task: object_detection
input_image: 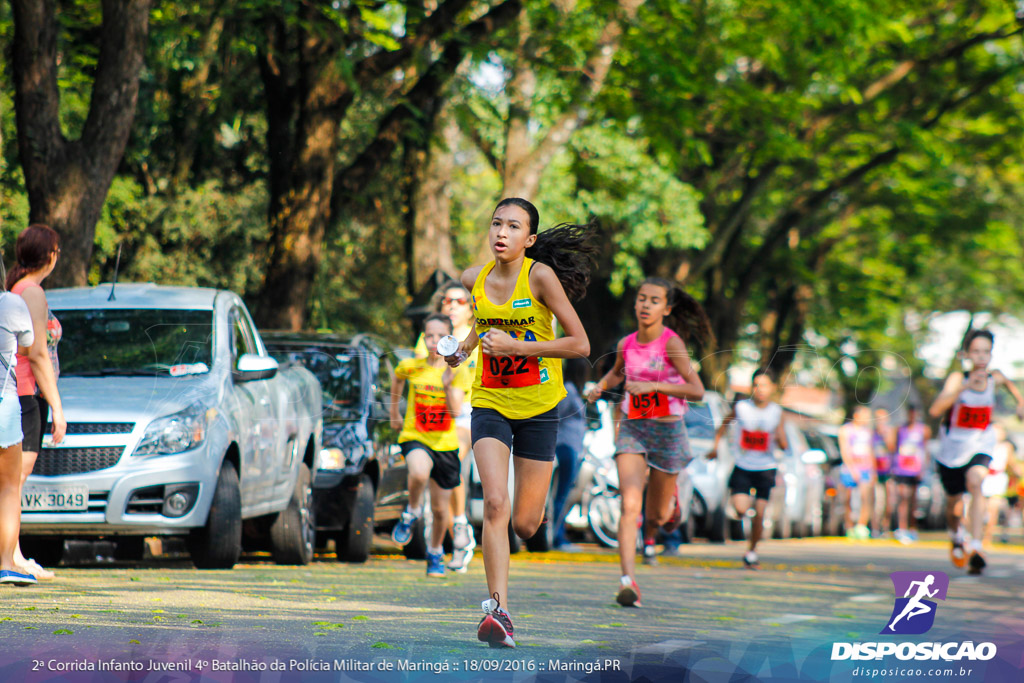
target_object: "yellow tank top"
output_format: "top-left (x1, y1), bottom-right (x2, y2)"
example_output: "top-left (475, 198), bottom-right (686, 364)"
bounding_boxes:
top-left (470, 257), bottom-right (565, 419)
top-left (414, 331), bottom-right (478, 405)
top-left (395, 357), bottom-right (472, 451)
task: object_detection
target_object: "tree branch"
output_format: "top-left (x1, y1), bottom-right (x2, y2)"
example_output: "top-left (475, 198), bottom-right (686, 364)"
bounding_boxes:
top-left (454, 103), bottom-right (503, 175)
top-left (80, 0), bottom-right (151, 167)
top-left (352, 0), bottom-right (477, 86)
top-left (331, 0), bottom-right (523, 220)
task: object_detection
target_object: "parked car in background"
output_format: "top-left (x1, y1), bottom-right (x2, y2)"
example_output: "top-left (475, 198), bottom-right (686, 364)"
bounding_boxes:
top-left (263, 332), bottom-right (408, 562)
top-left (682, 392), bottom-right (733, 543)
top-left (804, 425), bottom-right (846, 536)
top-left (766, 420), bottom-right (827, 538)
top-left (21, 285), bottom-right (322, 569)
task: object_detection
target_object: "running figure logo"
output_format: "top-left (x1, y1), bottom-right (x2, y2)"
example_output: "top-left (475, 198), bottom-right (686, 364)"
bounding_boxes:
top-left (882, 571), bottom-right (949, 635)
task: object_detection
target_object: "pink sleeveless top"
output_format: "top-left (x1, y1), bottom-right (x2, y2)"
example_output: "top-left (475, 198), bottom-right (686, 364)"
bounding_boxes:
top-left (12, 281), bottom-right (62, 397)
top-left (620, 328), bottom-right (687, 418)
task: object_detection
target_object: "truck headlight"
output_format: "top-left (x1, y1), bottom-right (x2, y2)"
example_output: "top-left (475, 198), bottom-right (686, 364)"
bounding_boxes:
top-left (320, 447), bottom-right (346, 470)
top-left (134, 402), bottom-right (212, 456)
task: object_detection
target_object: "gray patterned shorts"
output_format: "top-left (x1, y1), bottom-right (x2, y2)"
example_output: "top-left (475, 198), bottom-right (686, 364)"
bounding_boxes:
top-left (614, 418), bottom-right (691, 473)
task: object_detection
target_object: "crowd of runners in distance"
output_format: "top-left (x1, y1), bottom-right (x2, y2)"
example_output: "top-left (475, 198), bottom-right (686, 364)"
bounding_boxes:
top-left (380, 196), bottom-right (1024, 649)
top-left (2, 203), bottom-right (1022, 651)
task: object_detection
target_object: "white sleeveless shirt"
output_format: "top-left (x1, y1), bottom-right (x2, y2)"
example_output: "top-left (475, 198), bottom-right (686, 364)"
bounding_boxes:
top-left (733, 399), bottom-right (783, 471)
top-left (937, 374), bottom-right (997, 468)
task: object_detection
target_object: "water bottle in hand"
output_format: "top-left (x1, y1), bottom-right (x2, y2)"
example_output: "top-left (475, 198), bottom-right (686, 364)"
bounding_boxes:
top-left (437, 335), bottom-right (467, 365)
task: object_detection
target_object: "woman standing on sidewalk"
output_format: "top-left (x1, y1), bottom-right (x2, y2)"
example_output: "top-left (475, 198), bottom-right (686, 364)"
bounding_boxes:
top-left (588, 277), bottom-right (709, 607)
top-left (0, 283), bottom-right (37, 585)
top-left (7, 225), bottom-right (67, 580)
top-left (446, 197), bottom-right (594, 648)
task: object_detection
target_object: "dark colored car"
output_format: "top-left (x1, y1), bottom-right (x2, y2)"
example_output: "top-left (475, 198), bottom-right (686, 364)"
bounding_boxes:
top-left (263, 332), bottom-right (411, 562)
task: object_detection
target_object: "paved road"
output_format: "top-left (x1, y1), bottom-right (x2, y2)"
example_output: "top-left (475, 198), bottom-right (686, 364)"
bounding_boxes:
top-left (1, 536), bottom-right (1023, 682)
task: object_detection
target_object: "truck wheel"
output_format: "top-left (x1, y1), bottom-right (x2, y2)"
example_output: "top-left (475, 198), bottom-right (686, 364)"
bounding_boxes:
top-left (337, 473), bottom-right (375, 563)
top-left (270, 463), bottom-right (315, 565)
top-left (188, 461), bottom-right (242, 569)
top-left (20, 536), bottom-right (65, 567)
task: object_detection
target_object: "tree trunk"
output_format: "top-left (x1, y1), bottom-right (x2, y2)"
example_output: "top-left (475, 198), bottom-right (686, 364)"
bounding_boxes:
top-left (255, 0), bottom-right (521, 330)
top-left (170, 8), bottom-right (226, 190)
top-left (253, 10), bottom-right (344, 331)
top-left (472, 0), bottom-right (642, 261)
top-left (11, 0), bottom-right (151, 287)
top-left (701, 266), bottom-right (742, 393)
top-left (411, 112), bottom-right (458, 288)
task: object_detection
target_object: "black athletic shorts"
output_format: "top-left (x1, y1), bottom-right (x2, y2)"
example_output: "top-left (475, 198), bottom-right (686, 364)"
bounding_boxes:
top-left (20, 395), bottom-right (49, 454)
top-left (400, 441), bottom-right (461, 490)
top-left (470, 406), bottom-right (558, 462)
top-left (894, 474), bottom-right (921, 487)
top-left (728, 466), bottom-right (777, 501)
top-left (937, 454), bottom-right (992, 497)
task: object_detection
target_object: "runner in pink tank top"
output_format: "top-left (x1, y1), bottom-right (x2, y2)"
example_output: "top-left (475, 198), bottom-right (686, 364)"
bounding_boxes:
top-left (619, 328), bottom-right (687, 419)
top-left (589, 276), bottom-right (710, 608)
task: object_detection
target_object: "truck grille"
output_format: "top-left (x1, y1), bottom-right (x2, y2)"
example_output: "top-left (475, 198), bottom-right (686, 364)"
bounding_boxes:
top-left (56, 423), bottom-right (135, 435)
top-left (33, 447), bottom-right (125, 476)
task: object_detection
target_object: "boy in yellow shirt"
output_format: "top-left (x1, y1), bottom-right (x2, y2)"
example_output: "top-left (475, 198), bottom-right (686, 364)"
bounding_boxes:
top-left (390, 314), bottom-right (472, 576)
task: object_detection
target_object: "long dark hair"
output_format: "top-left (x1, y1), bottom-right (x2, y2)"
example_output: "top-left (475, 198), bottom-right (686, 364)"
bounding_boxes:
top-left (6, 224), bottom-right (60, 290)
top-left (639, 276), bottom-right (715, 350)
top-left (494, 197), bottom-right (597, 302)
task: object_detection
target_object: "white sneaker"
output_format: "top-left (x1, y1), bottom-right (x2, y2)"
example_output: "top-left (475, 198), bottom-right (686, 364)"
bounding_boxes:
top-left (17, 558), bottom-right (55, 580)
top-left (453, 521), bottom-right (475, 551)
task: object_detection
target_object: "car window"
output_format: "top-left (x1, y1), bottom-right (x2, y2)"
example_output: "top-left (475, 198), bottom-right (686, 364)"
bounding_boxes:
top-left (267, 345), bottom-right (362, 411)
top-left (230, 308), bottom-right (256, 359)
top-left (55, 308), bottom-right (214, 376)
top-left (683, 402), bottom-right (716, 440)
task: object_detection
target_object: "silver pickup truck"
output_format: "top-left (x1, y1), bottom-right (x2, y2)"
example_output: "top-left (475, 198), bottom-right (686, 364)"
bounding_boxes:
top-left (19, 284), bottom-right (322, 569)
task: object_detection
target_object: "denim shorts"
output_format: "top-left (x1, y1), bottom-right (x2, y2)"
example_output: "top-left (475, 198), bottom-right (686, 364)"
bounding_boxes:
top-left (614, 418), bottom-right (690, 474)
top-left (840, 466), bottom-right (873, 488)
top-left (0, 395), bottom-right (24, 449)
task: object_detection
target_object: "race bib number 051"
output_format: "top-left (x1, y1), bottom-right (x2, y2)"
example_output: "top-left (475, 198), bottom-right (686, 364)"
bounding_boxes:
top-left (627, 392), bottom-right (670, 420)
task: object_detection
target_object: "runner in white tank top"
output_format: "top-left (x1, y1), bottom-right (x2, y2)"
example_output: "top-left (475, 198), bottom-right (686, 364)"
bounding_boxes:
top-left (930, 329), bottom-right (1024, 575)
top-left (711, 368), bottom-right (787, 570)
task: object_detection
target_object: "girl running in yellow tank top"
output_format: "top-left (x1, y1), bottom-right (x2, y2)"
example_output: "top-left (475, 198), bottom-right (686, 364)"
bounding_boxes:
top-left (446, 197), bottom-right (595, 648)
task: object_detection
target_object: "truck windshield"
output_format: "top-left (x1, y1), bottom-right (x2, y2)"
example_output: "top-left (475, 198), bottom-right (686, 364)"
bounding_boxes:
top-left (54, 309), bottom-right (214, 377)
top-left (267, 346), bottom-right (362, 412)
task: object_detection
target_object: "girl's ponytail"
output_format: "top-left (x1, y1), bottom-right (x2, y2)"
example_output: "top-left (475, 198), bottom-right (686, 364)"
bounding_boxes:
top-left (525, 222), bottom-right (597, 302)
top-left (641, 276), bottom-right (715, 350)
